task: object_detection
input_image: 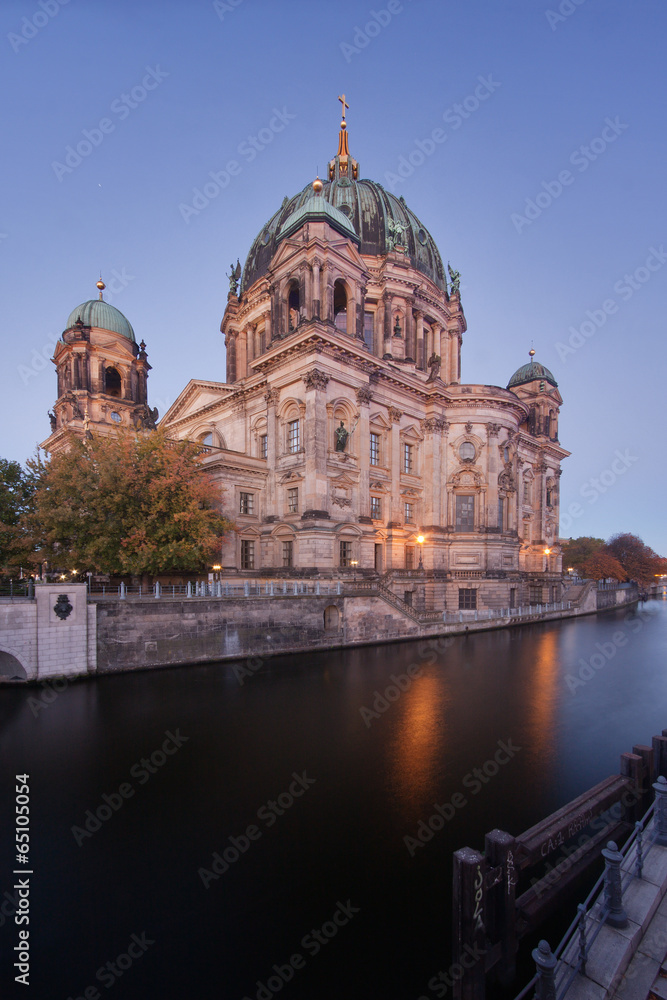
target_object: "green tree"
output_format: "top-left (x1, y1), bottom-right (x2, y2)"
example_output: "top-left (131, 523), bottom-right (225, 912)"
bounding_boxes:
top-left (24, 429), bottom-right (233, 577)
top-left (0, 458), bottom-right (37, 573)
top-left (561, 537), bottom-right (606, 577)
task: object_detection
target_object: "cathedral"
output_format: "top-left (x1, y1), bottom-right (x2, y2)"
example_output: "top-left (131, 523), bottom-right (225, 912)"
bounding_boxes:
top-left (42, 102), bottom-right (569, 611)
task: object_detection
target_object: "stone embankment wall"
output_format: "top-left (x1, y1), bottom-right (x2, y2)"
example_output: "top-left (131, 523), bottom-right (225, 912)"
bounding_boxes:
top-left (0, 583), bottom-right (640, 681)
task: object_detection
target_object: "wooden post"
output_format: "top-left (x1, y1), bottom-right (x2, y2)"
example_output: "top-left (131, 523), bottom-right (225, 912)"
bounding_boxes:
top-left (620, 752), bottom-right (643, 824)
top-left (452, 847), bottom-right (487, 1000)
top-left (484, 829), bottom-right (517, 985)
top-left (632, 744), bottom-right (654, 800)
top-left (652, 735), bottom-right (667, 781)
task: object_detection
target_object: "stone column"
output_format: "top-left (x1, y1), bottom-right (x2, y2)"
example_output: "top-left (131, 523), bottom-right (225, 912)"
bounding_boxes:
top-left (265, 388), bottom-right (279, 515)
top-left (389, 406), bottom-right (402, 523)
top-left (405, 299), bottom-right (415, 361)
top-left (383, 293), bottom-right (392, 356)
top-left (487, 424), bottom-right (500, 528)
top-left (416, 311), bottom-right (425, 370)
top-left (356, 284), bottom-right (366, 340)
top-left (264, 308), bottom-right (271, 345)
top-left (302, 370), bottom-right (330, 512)
top-left (236, 329), bottom-right (247, 380)
top-left (311, 259), bottom-right (321, 320)
top-left (357, 386), bottom-right (372, 519)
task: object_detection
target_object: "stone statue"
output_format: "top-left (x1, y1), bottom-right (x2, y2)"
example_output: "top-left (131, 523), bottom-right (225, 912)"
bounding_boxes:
top-left (228, 259), bottom-right (242, 295)
top-left (448, 263), bottom-right (461, 295)
top-left (387, 218), bottom-right (407, 253)
top-left (48, 410), bottom-right (57, 431)
top-left (334, 420), bottom-right (349, 452)
top-left (426, 353), bottom-right (441, 382)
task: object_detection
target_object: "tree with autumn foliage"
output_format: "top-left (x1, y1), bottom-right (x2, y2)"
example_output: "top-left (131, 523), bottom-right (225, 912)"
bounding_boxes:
top-left (23, 429), bottom-right (233, 577)
top-left (0, 458), bottom-right (39, 574)
top-left (562, 533), bottom-right (665, 585)
top-left (606, 533), bottom-right (665, 587)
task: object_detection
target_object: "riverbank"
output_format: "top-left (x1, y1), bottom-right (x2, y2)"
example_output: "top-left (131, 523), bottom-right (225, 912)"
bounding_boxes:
top-left (0, 579), bottom-right (639, 682)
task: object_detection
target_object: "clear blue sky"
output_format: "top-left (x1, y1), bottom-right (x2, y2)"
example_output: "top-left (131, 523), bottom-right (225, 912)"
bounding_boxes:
top-left (1, 0), bottom-right (665, 553)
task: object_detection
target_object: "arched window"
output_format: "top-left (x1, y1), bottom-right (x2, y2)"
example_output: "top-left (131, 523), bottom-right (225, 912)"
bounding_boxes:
top-left (334, 281), bottom-right (348, 332)
top-left (288, 282), bottom-right (300, 332)
top-left (105, 367), bottom-right (122, 398)
top-left (199, 432), bottom-right (213, 447)
top-left (324, 605), bottom-right (340, 630)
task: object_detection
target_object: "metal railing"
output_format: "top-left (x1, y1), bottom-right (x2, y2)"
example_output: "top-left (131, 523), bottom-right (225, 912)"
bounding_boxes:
top-left (513, 777), bottom-right (667, 1000)
top-left (442, 601), bottom-right (571, 624)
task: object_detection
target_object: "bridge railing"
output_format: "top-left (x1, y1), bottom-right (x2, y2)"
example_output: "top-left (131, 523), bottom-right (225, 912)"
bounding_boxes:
top-left (513, 778), bottom-right (667, 1000)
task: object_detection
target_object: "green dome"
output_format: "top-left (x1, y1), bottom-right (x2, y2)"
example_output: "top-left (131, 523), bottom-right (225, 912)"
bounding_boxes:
top-left (278, 194), bottom-right (359, 243)
top-left (241, 177), bottom-right (445, 295)
top-left (65, 300), bottom-right (135, 342)
top-left (507, 361), bottom-right (558, 390)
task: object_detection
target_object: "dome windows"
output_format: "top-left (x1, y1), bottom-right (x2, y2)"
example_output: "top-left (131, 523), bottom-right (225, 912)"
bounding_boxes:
top-left (333, 281), bottom-right (348, 333)
top-left (105, 367), bottom-right (122, 398)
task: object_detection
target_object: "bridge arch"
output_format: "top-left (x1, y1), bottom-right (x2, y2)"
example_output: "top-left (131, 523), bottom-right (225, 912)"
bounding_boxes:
top-left (0, 650), bottom-right (27, 681)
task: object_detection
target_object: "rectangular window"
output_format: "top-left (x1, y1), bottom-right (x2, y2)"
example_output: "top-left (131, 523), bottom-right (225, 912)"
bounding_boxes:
top-left (370, 432), bottom-right (380, 466)
top-left (523, 482), bottom-right (531, 505)
top-left (260, 434), bottom-right (268, 459)
top-left (509, 587), bottom-right (517, 609)
top-left (404, 591), bottom-right (413, 607)
top-left (364, 311), bottom-right (374, 352)
top-left (498, 497), bottom-right (504, 530)
top-left (374, 543), bottom-right (382, 571)
top-left (282, 540), bottom-right (293, 567)
top-left (240, 540), bottom-right (255, 570)
top-left (288, 419), bottom-right (300, 453)
top-left (455, 495), bottom-right (475, 532)
top-left (339, 541), bottom-right (353, 567)
top-left (405, 546), bottom-right (415, 570)
top-left (370, 496), bottom-right (381, 519)
top-left (404, 502), bottom-right (414, 523)
top-left (459, 588), bottom-right (477, 610)
top-left (402, 443), bottom-right (413, 474)
top-left (239, 492), bottom-right (254, 515)
top-left (287, 487), bottom-right (298, 513)
top-left (530, 585), bottom-right (543, 604)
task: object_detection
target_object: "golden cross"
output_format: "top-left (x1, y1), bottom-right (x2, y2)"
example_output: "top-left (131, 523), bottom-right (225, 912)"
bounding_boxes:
top-left (338, 94), bottom-right (349, 121)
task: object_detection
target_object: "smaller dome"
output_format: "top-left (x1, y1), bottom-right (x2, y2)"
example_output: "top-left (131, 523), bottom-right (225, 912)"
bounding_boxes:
top-left (278, 195), bottom-right (359, 244)
top-left (507, 361), bottom-right (558, 389)
top-left (65, 300), bottom-right (135, 342)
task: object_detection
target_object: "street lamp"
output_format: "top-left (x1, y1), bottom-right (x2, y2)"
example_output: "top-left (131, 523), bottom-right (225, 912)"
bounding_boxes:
top-left (350, 559), bottom-right (358, 583)
top-left (543, 547), bottom-right (551, 573)
top-left (417, 534), bottom-right (425, 570)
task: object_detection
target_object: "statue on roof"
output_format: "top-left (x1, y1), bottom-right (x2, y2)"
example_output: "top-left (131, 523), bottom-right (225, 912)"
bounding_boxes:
top-left (228, 259), bottom-right (242, 295)
top-left (448, 263), bottom-right (461, 295)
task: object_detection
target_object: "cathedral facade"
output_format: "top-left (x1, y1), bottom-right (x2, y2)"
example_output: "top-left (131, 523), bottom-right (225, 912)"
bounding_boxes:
top-left (44, 108), bottom-right (569, 612)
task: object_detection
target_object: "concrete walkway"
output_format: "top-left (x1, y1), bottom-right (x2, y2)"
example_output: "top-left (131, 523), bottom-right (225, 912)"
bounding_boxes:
top-left (558, 833), bottom-right (667, 999)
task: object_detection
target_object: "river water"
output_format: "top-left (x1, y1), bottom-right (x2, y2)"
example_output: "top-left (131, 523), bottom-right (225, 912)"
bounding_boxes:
top-left (1, 600), bottom-right (666, 999)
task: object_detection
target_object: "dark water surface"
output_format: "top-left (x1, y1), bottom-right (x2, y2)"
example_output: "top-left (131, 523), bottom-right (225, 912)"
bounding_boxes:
top-left (1, 601), bottom-right (667, 999)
